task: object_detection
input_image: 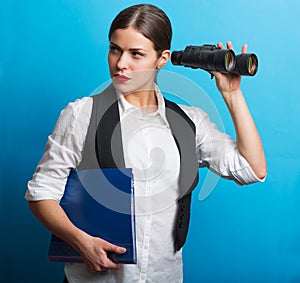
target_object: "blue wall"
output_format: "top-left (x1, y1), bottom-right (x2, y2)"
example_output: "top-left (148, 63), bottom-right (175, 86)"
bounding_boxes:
top-left (1, 0), bottom-right (299, 282)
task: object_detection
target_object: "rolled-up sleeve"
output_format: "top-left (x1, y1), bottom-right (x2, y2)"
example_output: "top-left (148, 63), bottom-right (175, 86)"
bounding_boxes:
top-left (25, 97), bottom-right (92, 202)
top-left (180, 105), bottom-right (265, 185)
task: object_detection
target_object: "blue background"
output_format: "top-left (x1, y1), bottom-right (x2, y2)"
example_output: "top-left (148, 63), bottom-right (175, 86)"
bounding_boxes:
top-left (1, 0), bottom-right (299, 282)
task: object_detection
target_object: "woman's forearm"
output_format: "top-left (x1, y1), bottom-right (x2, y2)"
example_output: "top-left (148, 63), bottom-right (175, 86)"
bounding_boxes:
top-left (222, 89), bottom-right (267, 179)
top-left (28, 199), bottom-right (126, 271)
top-left (29, 200), bottom-right (89, 251)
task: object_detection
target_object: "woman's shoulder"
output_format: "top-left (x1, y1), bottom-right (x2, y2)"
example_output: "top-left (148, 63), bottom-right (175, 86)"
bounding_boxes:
top-left (53, 96), bottom-right (93, 136)
top-left (62, 96), bottom-right (93, 115)
top-left (177, 104), bottom-right (209, 125)
top-left (58, 96), bottom-right (93, 122)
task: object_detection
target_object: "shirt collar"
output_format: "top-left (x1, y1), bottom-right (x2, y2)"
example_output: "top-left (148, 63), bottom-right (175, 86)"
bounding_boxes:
top-left (116, 84), bottom-right (169, 125)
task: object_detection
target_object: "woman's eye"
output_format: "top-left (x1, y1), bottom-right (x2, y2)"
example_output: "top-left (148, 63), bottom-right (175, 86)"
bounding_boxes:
top-left (110, 46), bottom-right (120, 53)
top-left (132, 51), bottom-right (143, 58)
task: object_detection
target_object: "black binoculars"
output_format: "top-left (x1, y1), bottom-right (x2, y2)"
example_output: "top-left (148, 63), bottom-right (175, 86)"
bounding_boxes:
top-left (171, 44), bottom-right (258, 76)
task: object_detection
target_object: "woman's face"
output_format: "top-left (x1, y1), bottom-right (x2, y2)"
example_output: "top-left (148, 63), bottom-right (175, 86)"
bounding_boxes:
top-left (108, 27), bottom-right (168, 94)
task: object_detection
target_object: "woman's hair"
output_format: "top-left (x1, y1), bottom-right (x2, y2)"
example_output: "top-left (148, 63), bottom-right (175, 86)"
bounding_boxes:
top-left (109, 4), bottom-right (172, 56)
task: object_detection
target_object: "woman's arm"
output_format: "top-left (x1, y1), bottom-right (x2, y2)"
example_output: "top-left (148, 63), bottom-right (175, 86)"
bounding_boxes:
top-left (29, 199), bottom-right (126, 272)
top-left (26, 98), bottom-right (126, 271)
top-left (212, 41), bottom-right (267, 179)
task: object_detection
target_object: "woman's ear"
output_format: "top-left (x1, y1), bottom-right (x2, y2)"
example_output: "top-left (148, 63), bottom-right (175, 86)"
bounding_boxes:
top-left (157, 50), bottom-right (171, 69)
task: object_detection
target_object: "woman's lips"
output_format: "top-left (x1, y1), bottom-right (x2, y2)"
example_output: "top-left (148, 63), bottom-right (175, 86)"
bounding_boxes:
top-left (114, 74), bottom-right (131, 83)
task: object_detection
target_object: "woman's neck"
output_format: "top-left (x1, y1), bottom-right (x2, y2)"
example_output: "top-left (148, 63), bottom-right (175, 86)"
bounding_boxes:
top-left (123, 89), bottom-right (158, 115)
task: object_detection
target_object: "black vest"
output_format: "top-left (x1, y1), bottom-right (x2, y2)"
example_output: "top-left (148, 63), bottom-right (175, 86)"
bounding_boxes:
top-left (77, 85), bottom-right (199, 251)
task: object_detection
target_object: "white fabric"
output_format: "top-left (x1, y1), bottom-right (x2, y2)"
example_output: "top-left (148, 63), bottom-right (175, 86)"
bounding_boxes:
top-left (26, 86), bottom-right (263, 283)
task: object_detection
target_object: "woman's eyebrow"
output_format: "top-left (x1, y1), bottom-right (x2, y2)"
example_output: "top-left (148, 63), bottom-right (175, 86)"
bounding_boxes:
top-left (110, 41), bottom-right (147, 52)
top-left (128, 47), bottom-right (148, 52)
top-left (109, 42), bottom-right (121, 49)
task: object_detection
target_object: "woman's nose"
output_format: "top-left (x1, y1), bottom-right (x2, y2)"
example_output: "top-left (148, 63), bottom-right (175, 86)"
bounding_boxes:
top-left (117, 53), bottom-right (129, 70)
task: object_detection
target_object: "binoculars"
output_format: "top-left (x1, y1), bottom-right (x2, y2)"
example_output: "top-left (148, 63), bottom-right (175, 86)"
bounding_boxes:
top-left (171, 44), bottom-right (258, 76)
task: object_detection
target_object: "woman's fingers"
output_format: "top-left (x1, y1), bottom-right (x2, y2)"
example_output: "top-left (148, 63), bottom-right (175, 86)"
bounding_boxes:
top-left (83, 237), bottom-right (127, 272)
top-left (226, 41), bottom-right (233, 50)
top-left (241, 43), bottom-right (248, 53)
top-left (217, 41), bottom-right (248, 54)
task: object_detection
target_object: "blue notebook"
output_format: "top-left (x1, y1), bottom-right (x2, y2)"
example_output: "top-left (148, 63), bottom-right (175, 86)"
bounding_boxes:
top-left (48, 168), bottom-right (136, 264)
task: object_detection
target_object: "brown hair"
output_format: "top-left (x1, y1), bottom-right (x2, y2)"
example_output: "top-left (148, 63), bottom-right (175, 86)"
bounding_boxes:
top-left (108, 4), bottom-right (172, 56)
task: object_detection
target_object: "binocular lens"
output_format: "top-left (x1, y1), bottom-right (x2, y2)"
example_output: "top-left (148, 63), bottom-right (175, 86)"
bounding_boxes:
top-left (234, 53), bottom-right (258, 76)
top-left (247, 55), bottom-right (258, 75)
top-left (205, 49), bottom-right (236, 73)
top-left (225, 52), bottom-right (235, 72)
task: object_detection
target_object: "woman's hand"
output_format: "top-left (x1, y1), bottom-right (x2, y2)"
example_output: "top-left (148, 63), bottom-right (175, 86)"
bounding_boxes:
top-left (78, 233), bottom-right (127, 272)
top-left (212, 41), bottom-right (247, 95)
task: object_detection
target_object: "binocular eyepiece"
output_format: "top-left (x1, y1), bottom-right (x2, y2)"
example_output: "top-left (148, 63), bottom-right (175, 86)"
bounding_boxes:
top-left (171, 44), bottom-right (258, 76)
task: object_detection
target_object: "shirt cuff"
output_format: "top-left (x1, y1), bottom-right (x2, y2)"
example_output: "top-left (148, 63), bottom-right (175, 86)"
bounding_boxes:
top-left (228, 154), bottom-right (267, 185)
top-left (25, 173), bottom-right (67, 202)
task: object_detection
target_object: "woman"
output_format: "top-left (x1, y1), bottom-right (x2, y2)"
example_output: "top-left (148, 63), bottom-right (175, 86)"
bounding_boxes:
top-left (25, 4), bottom-right (266, 283)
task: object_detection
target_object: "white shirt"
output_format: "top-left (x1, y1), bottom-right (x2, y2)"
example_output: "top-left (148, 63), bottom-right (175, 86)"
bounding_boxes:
top-left (26, 86), bottom-right (262, 283)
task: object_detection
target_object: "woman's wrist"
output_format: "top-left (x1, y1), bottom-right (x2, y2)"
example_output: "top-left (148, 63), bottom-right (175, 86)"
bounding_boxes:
top-left (221, 88), bottom-right (244, 111)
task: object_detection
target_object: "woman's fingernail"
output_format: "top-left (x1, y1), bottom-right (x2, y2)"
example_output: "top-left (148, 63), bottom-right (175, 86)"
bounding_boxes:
top-left (120, 247), bottom-right (126, 253)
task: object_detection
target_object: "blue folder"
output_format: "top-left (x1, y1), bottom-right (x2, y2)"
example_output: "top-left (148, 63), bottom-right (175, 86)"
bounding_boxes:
top-left (48, 168), bottom-right (136, 264)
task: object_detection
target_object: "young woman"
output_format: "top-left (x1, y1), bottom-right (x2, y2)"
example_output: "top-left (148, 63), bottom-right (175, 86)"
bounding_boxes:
top-left (25, 4), bottom-right (266, 283)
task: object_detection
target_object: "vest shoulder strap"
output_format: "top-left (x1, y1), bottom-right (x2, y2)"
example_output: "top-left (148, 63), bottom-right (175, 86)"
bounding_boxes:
top-left (164, 98), bottom-right (199, 251)
top-left (77, 84), bottom-right (124, 169)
